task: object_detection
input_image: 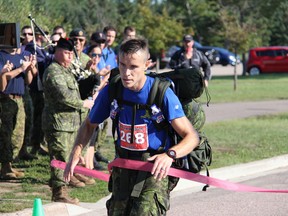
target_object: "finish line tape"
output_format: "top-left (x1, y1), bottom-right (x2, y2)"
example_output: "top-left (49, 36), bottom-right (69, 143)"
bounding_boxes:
top-left (51, 158), bottom-right (288, 193)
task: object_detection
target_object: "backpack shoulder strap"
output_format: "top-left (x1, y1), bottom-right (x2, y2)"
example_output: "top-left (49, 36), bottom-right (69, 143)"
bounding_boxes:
top-left (109, 74), bottom-right (122, 103)
top-left (108, 74), bottom-right (123, 141)
top-left (147, 76), bottom-right (173, 109)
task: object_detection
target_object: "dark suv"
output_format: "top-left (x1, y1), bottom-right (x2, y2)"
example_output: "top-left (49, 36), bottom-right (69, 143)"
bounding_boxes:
top-left (246, 46), bottom-right (288, 75)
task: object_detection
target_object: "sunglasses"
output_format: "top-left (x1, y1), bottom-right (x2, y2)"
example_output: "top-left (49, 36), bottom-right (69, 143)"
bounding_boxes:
top-left (72, 38), bottom-right (85, 42)
top-left (91, 53), bottom-right (102, 58)
top-left (23, 33), bottom-right (33, 36)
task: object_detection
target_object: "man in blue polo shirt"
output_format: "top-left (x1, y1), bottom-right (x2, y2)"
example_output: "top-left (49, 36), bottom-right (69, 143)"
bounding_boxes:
top-left (64, 38), bottom-right (199, 215)
top-left (0, 48), bottom-right (37, 179)
top-left (97, 26), bottom-right (118, 71)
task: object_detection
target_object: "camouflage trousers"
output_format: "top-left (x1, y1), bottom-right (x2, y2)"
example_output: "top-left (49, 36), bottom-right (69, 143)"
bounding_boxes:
top-left (106, 167), bottom-right (170, 216)
top-left (45, 130), bottom-right (77, 188)
top-left (0, 97), bottom-right (25, 162)
top-left (182, 99), bottom-right (206, 132)
top-left (29, 90), bottom-right (45, 149)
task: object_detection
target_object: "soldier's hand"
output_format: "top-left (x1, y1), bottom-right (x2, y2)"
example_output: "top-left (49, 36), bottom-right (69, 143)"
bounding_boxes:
top-left (98, 65), bottom-right (110, 76)
top-left (83, 99), bottom-right (94, 109)
top-left (20, 59), bottom-right (32, 71)
top-left (64, 146), bottom-right (82, 182)
top-left (147, 153), bottom-right (173, 181)
top-left (1, 60), bottom-right (13, 73)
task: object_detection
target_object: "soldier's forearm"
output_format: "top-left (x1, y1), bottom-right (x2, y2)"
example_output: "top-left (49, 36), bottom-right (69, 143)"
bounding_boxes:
top-left (72, 118), bottom-right (98, 152)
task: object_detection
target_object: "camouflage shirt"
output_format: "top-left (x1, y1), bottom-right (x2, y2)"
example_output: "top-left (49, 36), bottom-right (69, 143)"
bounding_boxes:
top-left (42, 61), bottom-right (83, 132)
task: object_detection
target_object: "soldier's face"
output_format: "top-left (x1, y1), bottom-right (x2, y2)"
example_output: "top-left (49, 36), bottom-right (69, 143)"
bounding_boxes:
top-left (119, 50), bottom-right (149, 92)
top-left (71, 37), bottom-right (86, 52)
top-left (55, 48), bottom-right (74, 68)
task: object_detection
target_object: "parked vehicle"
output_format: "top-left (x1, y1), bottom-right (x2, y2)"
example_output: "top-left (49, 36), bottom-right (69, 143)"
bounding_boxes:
top-left (201, 46), bottom-right (241, 66)
top-left (197, 47), bottom-right (220, 66)
top-left (246, 46), bottom-right (288, 75)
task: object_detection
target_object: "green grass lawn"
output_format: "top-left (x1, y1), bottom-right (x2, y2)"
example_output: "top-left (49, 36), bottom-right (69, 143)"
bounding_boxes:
top-left (201, 73), bottom-right (288, 103)
top-left (1, 73), bottom-right (288, 213)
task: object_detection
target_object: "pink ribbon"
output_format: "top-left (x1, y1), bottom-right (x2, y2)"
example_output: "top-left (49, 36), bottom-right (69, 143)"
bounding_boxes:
top-left (51, 158), bottom-right (288, 193)
top-left (51, 159), bottom-right (110, 182)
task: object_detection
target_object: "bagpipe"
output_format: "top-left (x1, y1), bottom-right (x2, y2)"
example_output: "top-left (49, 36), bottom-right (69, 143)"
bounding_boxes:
top-left (70, 59), bottom-right (100, 100)
top-left (28, 14), bottom-right (99, 99)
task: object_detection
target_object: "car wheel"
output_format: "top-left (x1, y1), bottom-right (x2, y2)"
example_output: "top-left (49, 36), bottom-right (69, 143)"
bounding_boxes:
top-left (249, 67), bottom-right (261, 75)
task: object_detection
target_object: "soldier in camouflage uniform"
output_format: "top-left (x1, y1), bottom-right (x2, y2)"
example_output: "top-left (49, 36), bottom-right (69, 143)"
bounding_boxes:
top-left (64, 38), bottom-right (200, 215)
top-left (42, 38), bottom-right (94, 204)
top-left (0, 49), bottom-right (37, 179)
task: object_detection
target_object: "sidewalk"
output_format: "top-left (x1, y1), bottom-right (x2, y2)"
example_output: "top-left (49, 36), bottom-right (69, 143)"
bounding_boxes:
top-left (5, 99), bottom-right (288, 216)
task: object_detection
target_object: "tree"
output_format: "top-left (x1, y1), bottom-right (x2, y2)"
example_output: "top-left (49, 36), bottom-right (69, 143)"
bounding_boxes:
top-left (130, 0), bottom-right (185, 55)
top-left (270, 1), bottom-right (288, 45)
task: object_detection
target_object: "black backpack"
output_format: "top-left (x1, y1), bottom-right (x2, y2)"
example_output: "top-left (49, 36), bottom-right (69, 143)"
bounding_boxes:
top-left (108, 70), bottom-right (212, 188)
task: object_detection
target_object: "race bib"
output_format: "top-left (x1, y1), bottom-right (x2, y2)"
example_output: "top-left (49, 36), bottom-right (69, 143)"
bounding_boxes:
top-left (119, 121), bottom-right (149, 151)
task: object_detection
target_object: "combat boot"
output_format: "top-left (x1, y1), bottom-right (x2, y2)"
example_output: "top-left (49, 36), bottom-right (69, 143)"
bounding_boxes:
top-left (52, 186), bottom-right (79, 204)
top-left (1, 162), bottom-right (17, 179)
top-left (69, 175), bottom-right (85, 188)
top-left (74, 173), bottom-right (96, 185)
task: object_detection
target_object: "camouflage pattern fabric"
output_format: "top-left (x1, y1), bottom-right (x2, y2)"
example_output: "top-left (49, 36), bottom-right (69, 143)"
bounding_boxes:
top-left (46, 130), bottom-right (77, 188)
top-left (0, 97), bottom-right (25, 162)
top-left (42, 62), bottom-right (83, 188)
top-left (42, 62), bottom-right (83, 132)
top-left (182, 99), bottom-right (206, 132)
top-left (106, 167), bottom-right (170, 216)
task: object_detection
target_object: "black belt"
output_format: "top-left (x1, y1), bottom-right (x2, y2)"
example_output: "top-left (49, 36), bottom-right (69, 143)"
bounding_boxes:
top-left (0, 94), bottom-right (22, 99)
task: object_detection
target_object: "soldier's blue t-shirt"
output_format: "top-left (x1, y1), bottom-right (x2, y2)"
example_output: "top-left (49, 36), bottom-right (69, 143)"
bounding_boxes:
top-left (0, 50), bottom-right (25, 95)
top-left (89, 76), bottom-right (185, 151)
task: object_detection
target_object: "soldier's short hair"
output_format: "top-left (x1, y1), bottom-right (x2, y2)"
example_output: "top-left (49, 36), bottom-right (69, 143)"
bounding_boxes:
top-left (119, 38), bottom-right (149, 60)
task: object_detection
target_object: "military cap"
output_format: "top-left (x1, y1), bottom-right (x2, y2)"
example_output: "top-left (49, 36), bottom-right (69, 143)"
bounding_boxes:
top-left (69, 28), bottom-right (86, 38)
top-left (183, 34), bottom-right (194, 42)
top-left (56, 38), bottom-right (74, 51)
top-left (90, 31), bottom-right (106, 43)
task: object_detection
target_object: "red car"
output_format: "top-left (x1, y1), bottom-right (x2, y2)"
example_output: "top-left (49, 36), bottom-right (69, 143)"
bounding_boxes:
top-left (246, 46), bottom-right (288, 75)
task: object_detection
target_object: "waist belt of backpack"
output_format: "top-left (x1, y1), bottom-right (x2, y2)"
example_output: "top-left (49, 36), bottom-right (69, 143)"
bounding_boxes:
top-left (115, 146), bottom-right (165, 198)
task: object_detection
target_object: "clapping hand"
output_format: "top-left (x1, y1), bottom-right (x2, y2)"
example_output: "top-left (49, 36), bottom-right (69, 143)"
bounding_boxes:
top-left (1, 60), bottom-right (14, 73)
